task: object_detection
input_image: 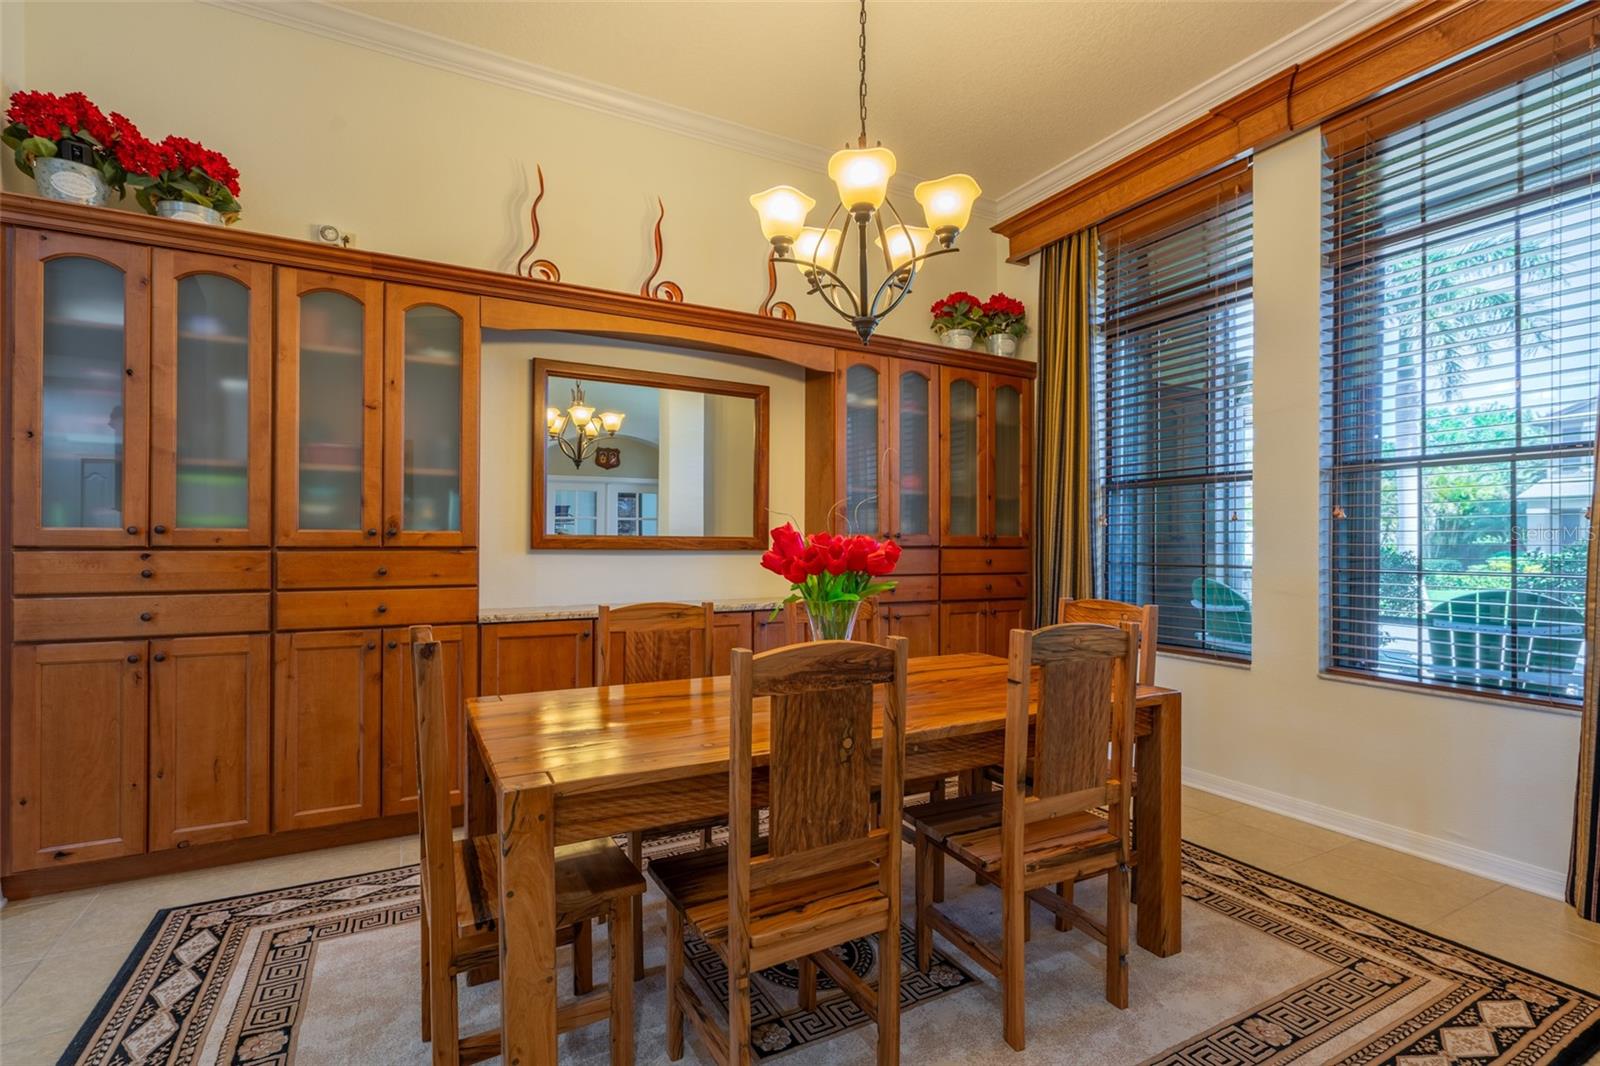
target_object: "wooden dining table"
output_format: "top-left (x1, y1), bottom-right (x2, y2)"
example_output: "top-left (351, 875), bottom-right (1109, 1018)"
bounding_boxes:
top-left (465, 652), bottom-right (1182, 1066)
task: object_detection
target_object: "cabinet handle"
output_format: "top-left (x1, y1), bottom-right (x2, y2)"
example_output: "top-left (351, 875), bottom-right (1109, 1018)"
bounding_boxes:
top-left (140, 569), bottom-right (154, 579)
top-left (365, 528), bottom-right (378, 538)
top-left (139, 612), bottom-right (153, 622)
top-left (125, 367), bottom-right (134, 377)
top-left (152, 652), bottom-right (167, 662)
top-left (386, 525), bottom-right (399, 538)
top-left (125, 525), bottom-right (139, 535)
top-left (387, 640), bottom-right (399, 649)
top-left (984, 583), bottom-right (993, 592)
top-left (126, 653), bottom-right (140, 663)
top-left (367, 641), bottom-right (377, 650)
top-left (153, 524), bottom-right (167, 534)
top-left (376, 567), bottom-right (389, 577)
top-left (377, 604), bottom-right (388, 614)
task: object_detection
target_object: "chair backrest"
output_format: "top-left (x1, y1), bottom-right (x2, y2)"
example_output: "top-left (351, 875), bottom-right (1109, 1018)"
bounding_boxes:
top-left (1425, 589), bottom-right (1583, 689)
top-left (1191, 577), bottom-right (1252, 651)
top-left (1001, 622), bottom-right (1137, 869)
top-left (410, 625), bottom-right (457, 940)
top-left (726, 637), bottom-right (908, 942)
top-left (595, 601), bottom-right (715, 685)
top-left (1058, 597), bottom-right (1158, 686)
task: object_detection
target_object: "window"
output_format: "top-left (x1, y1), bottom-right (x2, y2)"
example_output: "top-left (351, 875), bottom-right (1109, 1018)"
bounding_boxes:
top-left (1322, 46), bottom-right (1598, 704)
top-left (1097, 175), bottom-right (1254, 657)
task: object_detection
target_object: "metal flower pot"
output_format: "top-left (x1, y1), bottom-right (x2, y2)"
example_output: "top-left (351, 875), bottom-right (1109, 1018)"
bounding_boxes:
top-left (939, 328), bottom-right (976, 350)
top-left (156, 200), bottom-right (225, 226)
top-left (33, 157), bottom-right (110, 206)
top-left (985, 334), bottom-right (1019, 357)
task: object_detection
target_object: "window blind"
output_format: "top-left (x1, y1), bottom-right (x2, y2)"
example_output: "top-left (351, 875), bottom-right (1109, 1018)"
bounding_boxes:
top-left (1322, 44), bottom-right (1599, 705)
top-left (1098, 177), bottom-right (1254, 658)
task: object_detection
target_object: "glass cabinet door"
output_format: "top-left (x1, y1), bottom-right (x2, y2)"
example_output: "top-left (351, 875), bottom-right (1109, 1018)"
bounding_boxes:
top-left (941, 367), bottom-right (983, 544)
top-left (274, 271), bottom-right (383, 546)
top-left (383, 285), bottom-right (479, 546)
top-left (990, 377), bottom-right (1030, 545)
top-left (838, 352), bottom-right (886, 537)
top-left (890, 360), bottom-right (939, 546)
top-left (10, 231), bottom-right (150, 546)
top-left (150, 251), bottom-right (272, 545)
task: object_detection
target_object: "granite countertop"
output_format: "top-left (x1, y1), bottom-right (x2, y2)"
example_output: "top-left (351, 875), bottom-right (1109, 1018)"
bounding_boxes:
top-left (479, 598), bottom-right (785, 624)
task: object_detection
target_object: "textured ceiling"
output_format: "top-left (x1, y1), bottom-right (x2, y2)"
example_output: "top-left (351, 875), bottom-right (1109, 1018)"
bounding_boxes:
top-left (336, 0), bottom-right (1343, 200)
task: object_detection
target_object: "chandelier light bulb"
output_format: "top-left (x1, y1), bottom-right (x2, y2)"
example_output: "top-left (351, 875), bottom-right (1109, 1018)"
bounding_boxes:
top-left (828, 146), bottom-right (897, 215)
top-left (877, 225), bottom-right (933, 271)
top-left (599, 411), bottom-right (625, 435)
top-left (792, 226), bottom-right (843, 277)
top-left (749, 185), bottom-right (815, 246)
top-left (914, 174), bottom-right (981, 238)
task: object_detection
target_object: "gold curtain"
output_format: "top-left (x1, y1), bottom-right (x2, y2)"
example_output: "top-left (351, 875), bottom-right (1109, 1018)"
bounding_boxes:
top-left (1567, 449), bottom-right (1600, 923)
top-left (1033, 226), bottom-right (1097, 625)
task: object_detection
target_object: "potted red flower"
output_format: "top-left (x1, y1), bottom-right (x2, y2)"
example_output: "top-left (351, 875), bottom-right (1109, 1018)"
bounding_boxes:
top-left (930, 290), bottom-right (983, 350)
top-left (2, 90), bottom-right (145, 206)
top-left (128, 135), bottom-right (242, 226)
top-left (979, 292), bottom-right (1028, 357)
top-left (760, 523), bottom-right (901, 640)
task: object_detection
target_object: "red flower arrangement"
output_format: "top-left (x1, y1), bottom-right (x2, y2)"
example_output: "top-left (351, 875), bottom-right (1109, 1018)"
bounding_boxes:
top-left (128, 134), bottom-right (243, 223)
top-left (760, 523), bottom-right (901, 638)
top-left (2, 90), bottom-right (144, 194)
top-left (980, 292), bottom-right (1029, 339)
top-left (930, 290), bottom-right (984, 336)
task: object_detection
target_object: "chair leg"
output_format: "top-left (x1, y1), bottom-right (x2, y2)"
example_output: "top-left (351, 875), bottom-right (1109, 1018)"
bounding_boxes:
top-left (1106, 864), bottom-right (1130, 1009)
top-left (1001, 881), bottom-right (1026, 1051)
top-left (929, 779), bottom-right (945, 904)
top-left (798, 955), bottom-right (818, 1012)
top-left (914, 831), bottom-right (934, 972)
top-left (1023, 895), bottom-right (1033, 942)
top-left (729, 948), bottom-right (753, 1066)
top-left (627, 831), bottom-right (646, 981)
top-left (700, 826), bottom-right (713, 848)
top-left (1055, 880), bottom-right (1074, 933)
top-left (665, 907), bottom-right (685, 1062)
top-left (573, 918), bottom-right (594, 995)
top-left (427, 940), bottom-right (460, 1066)
top-left (877, 923), bottom-right (901, 1066)
top-left (419, 908), bottom-right (432, 1043)
top-left (609, 898), bottom-right (636, 1066)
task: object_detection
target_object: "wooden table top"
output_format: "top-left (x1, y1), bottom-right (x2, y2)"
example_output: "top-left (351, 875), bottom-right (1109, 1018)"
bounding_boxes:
top-left (469, 652), bottom-right (1176, 799)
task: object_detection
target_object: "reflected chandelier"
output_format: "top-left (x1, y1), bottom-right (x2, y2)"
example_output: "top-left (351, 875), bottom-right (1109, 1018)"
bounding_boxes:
top-left (545, 381), bottom-right (625, 470)
top-left (748, 0), bottom-right (981, 343)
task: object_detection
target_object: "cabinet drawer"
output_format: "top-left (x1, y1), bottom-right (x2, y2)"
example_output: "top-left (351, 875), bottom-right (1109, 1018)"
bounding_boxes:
top-left (940, 548), bottom-right (1031, 575)
top-left (14, 593), bottom-right (271, 642)
top-left (878, 574), bottom-right (938, 603)
top-left (275, 587), bottom-right (477, 630)
top-left (13, 550), bottom-right (271, 595)
top-left (896, 547), bottom-right (939, 575)
top-left (940, 573), bottom-right (1031, 601)
top-left (276, 550), bottom-right (477, 589)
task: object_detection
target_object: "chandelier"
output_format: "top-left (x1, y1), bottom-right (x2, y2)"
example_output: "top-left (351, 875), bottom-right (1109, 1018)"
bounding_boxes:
top-left (748, 0), bottom-right (980, 343)
top-left (545, 382), bottom-right (625, 470)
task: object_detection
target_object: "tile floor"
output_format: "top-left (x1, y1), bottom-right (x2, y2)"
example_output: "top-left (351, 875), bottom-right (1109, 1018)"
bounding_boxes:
top-left (1, 790), bottom-right (1595, 1064)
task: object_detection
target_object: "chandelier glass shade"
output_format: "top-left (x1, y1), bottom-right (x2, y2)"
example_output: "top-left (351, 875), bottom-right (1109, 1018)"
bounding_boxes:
top-left (748, 0), bottom-right (980, 342)
top-left (546, 382), bottom-right (625, 469)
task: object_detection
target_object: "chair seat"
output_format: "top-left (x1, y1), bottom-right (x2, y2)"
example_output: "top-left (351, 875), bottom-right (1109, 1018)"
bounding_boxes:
top-left (904, 792), bottom-right (1118, 877)
top-left (452, 834), bottom-right (644, 949)
top-left (647, 844), bottom-right (888, 954)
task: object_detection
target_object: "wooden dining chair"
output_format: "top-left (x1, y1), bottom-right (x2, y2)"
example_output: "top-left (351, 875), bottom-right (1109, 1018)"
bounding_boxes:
top-left (595, 601), bottom-right (719, 977)
top-left (412, 626), bottom-right (645, 1066)
top-left (1058, 597), bottom-right (1158, 685)
top-left (649, 636), bottom-right (909, 1066)
top-left (906, 622), bottom-right (1136, 1051)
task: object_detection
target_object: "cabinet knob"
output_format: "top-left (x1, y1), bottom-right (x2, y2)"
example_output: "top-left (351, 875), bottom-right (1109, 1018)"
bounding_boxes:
top-left (387, 640), bottom-right (399, 649)
top-left (376, 567), bottom-right (389, 577)
top-left (153, 524), bottom-right (167, 534)
top-left (152, 652), bottom-right (167, 662)
top-left (126, 653), bottom-right (139, 663)
top-left (984, 583), bottom-right (993, 592)
top-left (386, 525), bottom-right (399, 538)
top-left (125, 367), bottom-right (134, 377)
top-left (140, 569), bottom-right (154, 579)
top-left (126, 525), bottom-right (139, 535)
top-left (377, 603), bottom-right (388, 614)
top-left (367, 641), bottom-right (377, 650)
top-left (139, 611), bottom-right (153, 621)
top-left (365, 528), bottom-right (378, 538)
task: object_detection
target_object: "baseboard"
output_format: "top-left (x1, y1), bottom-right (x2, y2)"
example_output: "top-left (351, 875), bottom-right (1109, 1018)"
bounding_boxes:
top-left (1182, 767), bottom-right (1568, 901)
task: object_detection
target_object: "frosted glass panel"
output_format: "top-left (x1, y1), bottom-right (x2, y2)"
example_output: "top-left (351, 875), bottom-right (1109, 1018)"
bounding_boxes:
top-left (41, 257), bottom-right (126, 529)
top-left (402, 306), bottom-right (462, 533)
top-left (994, 385), bottom-right (1021, 536)
top-left (897, 371), bottom-right (931, 538)
top-left (176, 275), bottom-right (250, 528)
top-left (948, 378), bottom-right (979, 537)
top-left (297, 291), bottom-right (364, 530)
top-left (844, 364), bottom-right (879, 535)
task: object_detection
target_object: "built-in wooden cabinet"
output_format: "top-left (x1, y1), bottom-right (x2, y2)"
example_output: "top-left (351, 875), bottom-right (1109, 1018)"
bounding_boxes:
top-left (480, 620), bottom-right (594, 696)
top-left (940, 367), bottom-right (1032, 548)
top-left (382, 624), bottom-right (476, 815)
top-left (711, 611), bottom-right (753, 674)
top-left (882, 602), bottom-right (940, 658)
top-left (149, 634), bottom-right (271, 849)
top-left (9, 641), bottom-right (148, 870)
top-left (889, 360), bottom-right (940, 547)
top-left (272, 629), bottom-right (383, 831)
top-left (939, 599), bottom-right (1029, 657)
top-left (834, 351), bottom-right (941, 546)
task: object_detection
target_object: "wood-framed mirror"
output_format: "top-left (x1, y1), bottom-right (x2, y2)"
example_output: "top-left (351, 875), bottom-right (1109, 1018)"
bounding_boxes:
top-left (530, 358), bottom-right (770, 550)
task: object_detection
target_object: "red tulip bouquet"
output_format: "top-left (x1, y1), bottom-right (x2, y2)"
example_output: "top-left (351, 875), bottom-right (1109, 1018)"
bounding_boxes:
top-left (760, 523), bottom-right (901, 640)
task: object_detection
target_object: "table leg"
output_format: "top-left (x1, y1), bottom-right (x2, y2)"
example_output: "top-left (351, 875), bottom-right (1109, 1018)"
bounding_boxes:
top-left (499, 774), bottom-right (559, 1066)
top-left (1134, 692), bottom-right (1181, 957)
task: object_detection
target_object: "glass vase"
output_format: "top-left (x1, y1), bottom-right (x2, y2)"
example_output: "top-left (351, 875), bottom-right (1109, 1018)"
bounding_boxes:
top-left (804, 599), bottom-right (861, 641)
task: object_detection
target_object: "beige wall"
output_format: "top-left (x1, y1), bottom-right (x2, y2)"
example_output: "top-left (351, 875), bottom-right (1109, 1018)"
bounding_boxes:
top-left (1161, 128), bottom-right (1582, 891)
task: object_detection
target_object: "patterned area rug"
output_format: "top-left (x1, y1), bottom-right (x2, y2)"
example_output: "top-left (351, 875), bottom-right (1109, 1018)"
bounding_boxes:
top-left (56, 842), bottom-right (1600, 1066)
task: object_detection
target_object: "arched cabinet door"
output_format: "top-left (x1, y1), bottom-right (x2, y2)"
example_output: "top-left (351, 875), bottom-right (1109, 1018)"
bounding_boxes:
top-left (940, 366), bottom-right (986, 546)
top-left (889, 359), bottom-right (940, 547)
top-left (274, 270), bottom-right (384, 547)
top-left (987, 374), bottom-right (1033, 548)
top-left (835, 349), bottom-right (888, 538)
top-left (150, 250), bottom-right (272, 546)
top-left (383, 285), bottom-right (479, 547)
top-left (10, 230), bottom-right (151, 547)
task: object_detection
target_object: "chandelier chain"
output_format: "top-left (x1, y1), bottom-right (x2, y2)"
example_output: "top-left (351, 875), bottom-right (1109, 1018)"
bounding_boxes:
top-left (857, 0), bottom-right (868, 146)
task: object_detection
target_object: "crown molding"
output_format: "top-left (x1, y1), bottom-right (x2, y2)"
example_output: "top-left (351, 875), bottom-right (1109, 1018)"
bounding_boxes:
top-left (203, 0), bottom-right (995, 223)
top-left (991, 0), bottom-right (1415, 220)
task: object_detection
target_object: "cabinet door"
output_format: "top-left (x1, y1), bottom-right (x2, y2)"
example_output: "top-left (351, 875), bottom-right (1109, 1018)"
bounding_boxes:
top-left (275, 271), bottom-right (383, 546)
top-left (889, 360), bottom-right (940, 546)
top-left (273, 629), bottom-right (382, 830)
top-left (753, 608), bottom-right (794, 651)
top-left (479, 620), bottom-right (593, 696)
top-left (940, 367), bottom-right (986, 547)
top-left (382, 624), bottom-right (477, 815)
top-left (710, 612), bottom-right (753, 675)
top-left (384, 286), bottom-right (479, 547)
top-left (985, 600), bottom-right (1030, 657)
top-left (9, 641), bottom-right (147, 871)
top-left (883, 602), bottom-right (939, 658)
top-left (10, 231), bottom-right (151, 547)
top-left (837, 351), bottom-right (888, 537)
top-left (149, 634), bottom-right (270, 848)
top-left (150, 251), bottom-right (272, 546)
top-left (938, 601), bottom-right (987, 655)
top-left (988, 375), bottom-right (1032, 547)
